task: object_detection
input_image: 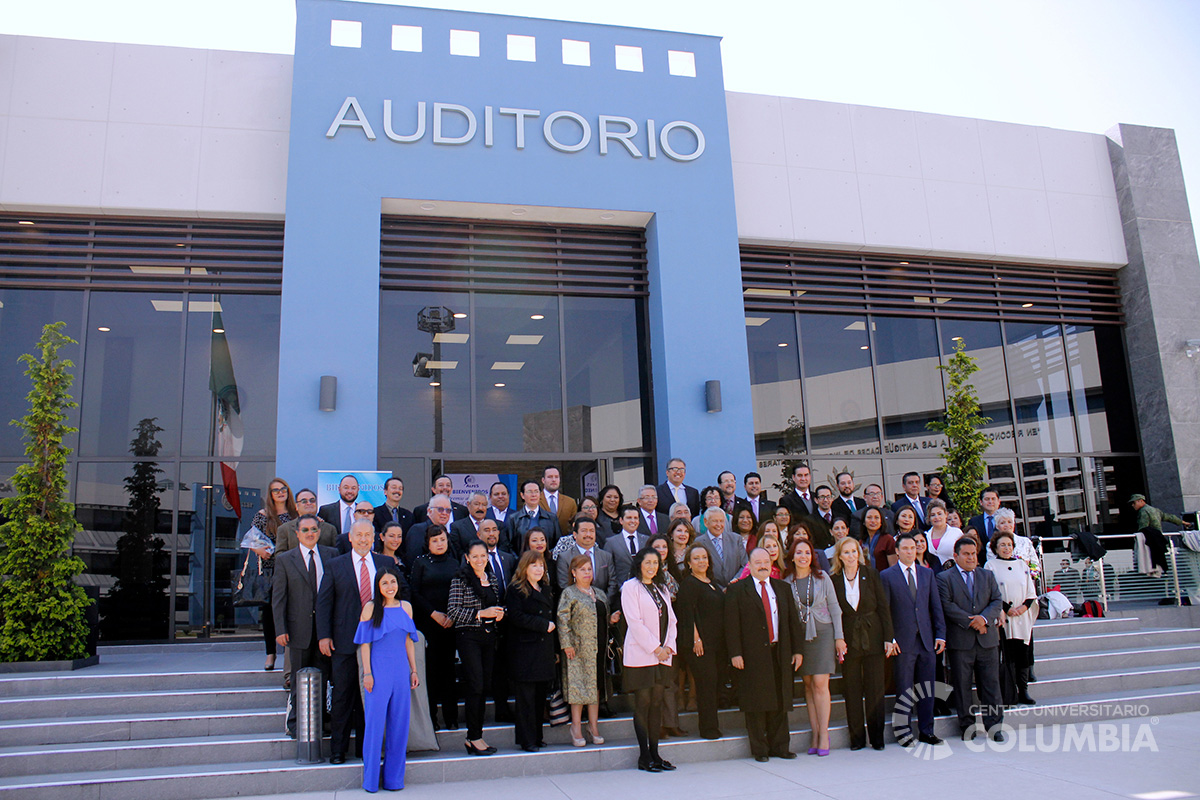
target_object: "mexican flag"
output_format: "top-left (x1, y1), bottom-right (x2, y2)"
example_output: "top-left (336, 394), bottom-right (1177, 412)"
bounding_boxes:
top-left (209, 310), bottom-right (243, 518)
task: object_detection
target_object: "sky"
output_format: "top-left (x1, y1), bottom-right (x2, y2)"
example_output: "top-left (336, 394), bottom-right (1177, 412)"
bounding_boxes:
top-left (2, 0), bottom-right (1199, 204)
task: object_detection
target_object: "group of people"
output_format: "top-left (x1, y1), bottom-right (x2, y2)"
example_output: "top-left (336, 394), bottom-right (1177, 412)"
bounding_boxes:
top-left (258, 460), bottom-right (1052, 789)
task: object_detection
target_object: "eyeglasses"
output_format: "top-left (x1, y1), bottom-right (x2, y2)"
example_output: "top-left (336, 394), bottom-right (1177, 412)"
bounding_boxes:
top-left (297, 496), bottom-right (317, 504)
top-left (666, 467), bottom-right (684, 473)
top-left (354, 509), bottom-right (374, 515)
top-left (270, 487), bottom-right (288, 495)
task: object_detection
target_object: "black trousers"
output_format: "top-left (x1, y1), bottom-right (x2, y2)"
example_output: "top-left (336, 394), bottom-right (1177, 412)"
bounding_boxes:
top-left (261, 603), bottom-right (277, 655)
top-left (457, 631), bottom-right (496, 740)
top-left (423, 623), bottom-right (458, 728)
top-left (491, 633), bottom-right (513, 719)
top-left (513, 680), bottom-right (548, 748)
top-left (842, 650), bottom-right (886, 748)
top-left (892, 642), bottom-right (937, 737)
top-left (744, 654), bottom-right (790, 757)
top-left (687, 651), bottom-right (722, 738)
top-left (948, 644), bottom-right (1003, 731)
top-left (329, 651), bottom-right (364, 756)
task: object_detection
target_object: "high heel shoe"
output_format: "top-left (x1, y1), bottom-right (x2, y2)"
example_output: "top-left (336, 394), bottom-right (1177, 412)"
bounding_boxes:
top-left (589, 730), bottom-right (605, 745)
top-left (264, 655), bottom-right (276, 671)
top-left (571, 735), bottom-right (587, 747)
top-left (464, 740), bottom-right (496, 756)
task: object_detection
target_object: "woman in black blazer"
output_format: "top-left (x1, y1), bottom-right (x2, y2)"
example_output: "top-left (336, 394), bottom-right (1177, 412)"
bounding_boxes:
top-left (409, 524), bottom-right (459, 731)
top-left (503, 550), bottom-right (558, 752)
top-left (675, 543), bottom-right (726, 739)
top-left (830, 537), bottom-right (895, 751)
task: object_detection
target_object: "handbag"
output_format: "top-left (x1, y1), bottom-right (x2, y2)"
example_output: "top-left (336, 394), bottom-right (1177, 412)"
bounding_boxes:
top-left (546, 679), bottom-right (570, 727)
top-left (232, 552), bottom-right (271, 607)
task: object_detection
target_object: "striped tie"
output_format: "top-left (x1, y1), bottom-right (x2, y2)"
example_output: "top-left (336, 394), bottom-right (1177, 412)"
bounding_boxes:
top-left (358, 557), bottom-right (372, 606)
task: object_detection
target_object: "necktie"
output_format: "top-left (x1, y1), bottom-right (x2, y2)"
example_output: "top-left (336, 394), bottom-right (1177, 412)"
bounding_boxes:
top-left (491, 551), bottom-right (504, 586)
top-left (824, 512), bottom-right (832, 525)
top-left (846, 497), bottom-right (855, 512)
top-left (628, 534), bottom-right (637, 556)
top-left (549, 494), bottom-right (558, 514)
top-left (713, 534), bottom-right (724, 561)
top-left (674, 485), bottom-right (683, 504)
top-left (760, 581), bottom-right (775, 642)
top-left (343, 505), bottom-right (353, 534)
top-left (584, 548), bottom-right (594, 573)
top-left (306, 549), bottom-right (318, 593)
top-left (390, 506), bottom-right (398, 524)
top-left (985, 515), bottom-right (994, 539)
top-left (357, 556), bottom-right (371, 606)
top-left (906, 566), bottom-right (917, 600)
top-left (802, 492), bottom-right (810, 505)
top-left (913, 498), bottom-right (925, 523)
top-left (965, 569), bottom-right (974, 597)
top-left (648, 514), bottom-right (657, 535)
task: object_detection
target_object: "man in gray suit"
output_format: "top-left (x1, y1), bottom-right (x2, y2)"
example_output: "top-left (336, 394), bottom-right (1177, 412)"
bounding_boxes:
top-left (272, 514), bottom-right (338, 737)
top-left (603, 505), bottom-right (647, 590)
top-left (276, 489), bottom-right (336, 554)
top-left (558, 516), bottom-right (621, 612)
top-left (937, 537), bottom-right (1005, 742)
top-left (696, 507), bottom-right (748, 587)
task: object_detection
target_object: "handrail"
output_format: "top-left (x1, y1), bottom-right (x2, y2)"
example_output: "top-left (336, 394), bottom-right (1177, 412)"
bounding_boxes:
top-left (1033, 531), bottom-right (1195, 611)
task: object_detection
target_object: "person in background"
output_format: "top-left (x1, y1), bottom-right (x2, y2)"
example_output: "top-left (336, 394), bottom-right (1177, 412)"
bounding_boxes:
top-left (409, 525), bottom-right (458, 731)
top-left (597, 485), bottom-right (625, 537)
top-left (522, 527), bottom-right (554, 586)
top-left (487, 481), bottom-right (512, 529)
top-left (830, 537), bottom-right (895, 751)
top-left (558, 553), bottom-right (608, 747)
top-left (967, 487), bottom-right (1004, 557)
top-left (667, 519), bottom-right (695, 577)
top-left (773, 505), bottom-right (793, 534)
top-left (540, 465), bottom-right (578, 538)
top-left (825, 517), bottom-right (851, 564)
top-left (742, 471), bottom-right (776, 526)
top-left (925, 474), bottom-right (952, 512)
top-left (985, 529), bottom-right (1038, 706)
top-left (504, 551), bottom-right (557, 752)
top-left (732, 507), bottom-right (758, 554)
top-left (675, 544), bottom-right (725, 740)
top-left (894, 506), bottom-right (919, 539)
top-left (913, 530), bottom-right (942, 573)
top-left (604, 505), bottom-right (649, 588)
top-left (697, 506), bottom-right (749, 587)
top-left (637, 484), bottom-right (669, 539)
top-left (850, 484), bottom-right (896, 541)
top-left (891, 471), bottom-right (931, 531)
top-left (355, 570), bottom-right (419, 793)
top-left (927, 499), bottom-right (963, 564)
top-left (646, 532), bottom-right (686, 738)
top-left (622, 547), bottom-right (678, 773)
top-left (318, 474), bottom-right (359, 536)
top-left (1131, 492), bottom-right (1194, 576)
top-left (691, 485), bottom-right (728, 538)
top-left (862, 506), bottom-right (898, 572)
top-left (947, 508), bottom-right (966, 533)
top-left (251, 477), bottom-right (298, 671)
top-left (785, 538), bottom-right (842, 756)
top-left (657, 458), bottom-right (701, 518)
top-left (377, 521), bottom-right (405, 572)
top-left (733, 532), bottom-right (784, 582)
top-left (373, 476), bottom-right (413, 536)
top-left (448, 492), bottom-right (489, 559)
top-left (276, 488), bottom-right (336, 553)
top-left (447, 541), bottom-right (505, 756)
top-left (780, 463), bottom-right (817, 521)
top-left (578, 496), bottom-right (603, 542)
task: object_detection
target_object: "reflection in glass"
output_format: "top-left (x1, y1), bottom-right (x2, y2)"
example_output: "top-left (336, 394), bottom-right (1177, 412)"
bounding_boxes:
top-left (563, 296), bottom-right (646, 453)
top-left (1005, 322), bottom-right (1078, 453)
top-left (938, 319), bottom-right (1015, 454)
top-left (612, 456), bottom-right (651, 506)
top-left (80, 293), bottom-right (183, 457)
top-left (1064, 324), bottom-right (1115, 452)
top-left (0, 290), bottom-right (84, 457)
top-left (1083, 455), bottom-right (1144, 533)
top-left (872, 317), bottom-right (943, 450)
top-left (475, 294), bottom-right (562, 453)
top-left (799, 314), bottom-right (878, 456)
top-left (983, 461), bottom-right (1023, 531)
top-left (1021, 457), bottom-right (1085, 535)
top-left (378, 291), bottom-right (471, 453)
top-left (808, 458), bottom-right (883, 505)
top-left (746, 312), bottom-right (803, 459)
top-left (182, 295), bottom-right (280, 458)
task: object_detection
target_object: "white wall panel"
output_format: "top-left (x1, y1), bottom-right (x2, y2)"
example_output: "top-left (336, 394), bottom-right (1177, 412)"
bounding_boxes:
top-left (857, 173), bottom-right (931, 252)
top-left (109, 44), bottom-right (207, 126)
top-left (10, 37), bottom-right (113, 122)
top-left (923, 179), bottom-right (995, 255)
top-left (101, 122), bottom-right (202, 213)
top-left (787, 166), bottom-right (863, 247)
top-left (1047, 191), bottom-right (1119, 264)
top-left (196, 128), bottom-right (288, 218)
top-left (726, 92), bottom-right (785, 166)
top-left (850, 105), bottom-right (923, 180)
top-left (915, 113), bottom-right (984, 183)
top-left (202, 51), bottom-right (292, 132)
top-left (987, 185), bottom-right (1056, 259)
top-left (732, 161), bottom-right (793, 241)
top-left (1, 116), bottom-right (107, 209)
top-left (779, 97), bottom-right (855, 171)
top-left (977, 119), bottom-right (1046, 191)
top-left (0, 36), bottom-right (17, 117)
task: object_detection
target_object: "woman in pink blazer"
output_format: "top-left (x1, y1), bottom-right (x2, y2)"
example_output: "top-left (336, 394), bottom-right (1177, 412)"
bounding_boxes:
top-left (621, 547), bottom-right (678, 773)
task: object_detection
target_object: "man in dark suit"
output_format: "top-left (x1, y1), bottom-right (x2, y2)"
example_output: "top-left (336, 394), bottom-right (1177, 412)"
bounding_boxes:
top-left (779, 463), bottom-right (816, 521)
top-left (880, 533), bottom-right (946, 746)
top-left (372, 476), bottom-right (413, 535)
top-left (334, 501), bottom-right (380, 554)
top-left (485, 481), bottom-right (513, 528)
top-left (831, 472), bottom-right (862, 522)
top-left (656, 458), bottom-right (700, 518)
top-left (891, 472), bottom-right (931, 531)
top-left (449, 491), bottom-right (489, 558)
top-left (603, 506), bottom-right (648, 591)
top-left (404, 495), bottom-right (454, 570)
top-left (316, 519), bottom-right (407, 763)
top-left (808, 486), bottom-right (836, 549)
top-left (635, 485), bottom-right (668, 538)
top-left (937, 537), bottom-right (1005, 742)
top-left (277, 488), bottom-right (336, 553)
top-left (725, 548), bottom-right (803, 762)
top-left (557, 516), bottom-right (621, 610)
top-left (272, 514), bottom-right (337, 737)
top-left (741, 472), bottom-right (776, 526)
top-left (318, 474), bottom-right (360, 536)
top-left (966, 486), bottom-right (1003, 553)
top-left (412, 475), bottom-right (469, 525)
top-left (850, 484), bottom-right (896, 540)
top-left (508, 480), bottom-right (563, 549)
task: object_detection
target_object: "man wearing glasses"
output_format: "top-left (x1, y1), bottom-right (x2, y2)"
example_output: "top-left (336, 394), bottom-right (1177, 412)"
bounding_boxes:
top-left (656, 458), bottom-right (700, 518)
top-left (850, 483), bottom-right (896, 540)
top-left (335, 501), bottom-right (380, 554)
top-left (276, 489), bottom-right (337, 553)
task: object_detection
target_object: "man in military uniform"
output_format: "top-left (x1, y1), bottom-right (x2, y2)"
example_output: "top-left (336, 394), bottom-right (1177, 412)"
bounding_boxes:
top-left (1130, 493), bottom-right (1193, 577)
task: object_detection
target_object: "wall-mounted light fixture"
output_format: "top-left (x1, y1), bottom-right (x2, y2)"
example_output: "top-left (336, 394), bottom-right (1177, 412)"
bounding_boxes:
top-left (319, 376), bottom-right (337, 411)
top-left (705, 380), bottom-right (722, 413)
top-left (1186, 339), bottom-right (1200, 358)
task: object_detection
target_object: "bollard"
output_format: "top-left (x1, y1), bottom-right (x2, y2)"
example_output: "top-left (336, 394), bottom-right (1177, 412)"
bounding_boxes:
top-left (295, 667), bottom-right (325, 764)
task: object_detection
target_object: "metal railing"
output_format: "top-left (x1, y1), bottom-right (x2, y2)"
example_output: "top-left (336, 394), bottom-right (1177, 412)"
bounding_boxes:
top-left (1036, 531), bottom-right (1198, 612)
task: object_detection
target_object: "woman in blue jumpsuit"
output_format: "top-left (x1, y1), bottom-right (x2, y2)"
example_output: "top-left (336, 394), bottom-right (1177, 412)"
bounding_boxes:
top-left (356, 569), bottom-right (420, 793)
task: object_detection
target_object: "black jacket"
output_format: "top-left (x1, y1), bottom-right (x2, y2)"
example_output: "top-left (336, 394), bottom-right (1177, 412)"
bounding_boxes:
top-left (503, 582), bottom-right (558, 683)
top-left (831, 565), bottom-right (894, 656)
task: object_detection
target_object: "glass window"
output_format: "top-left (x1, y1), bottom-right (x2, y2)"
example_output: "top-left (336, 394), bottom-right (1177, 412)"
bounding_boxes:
top-left (872, 317), bottom-right (944, 450)
top-left (378, 291), bottom-right (471, 454)
top-left (79, 292), bottom-right (184, 457)
top-left (181, 294), bottom-right (280, 458)
top-left (1083, 455), bottom-right (1144, 534)
top-left (1020, 456), bottom-right (1085, 535)
top-left (938, 319), bottom-right (1015, 454)
top-left (474, 294), bottom-right (562, 453)
top-left (798, 314), bottom-right (879, 456)
top-left (746, 312), bottom-right (803, 458)
top-left (1064, 324), bottom-right (1136, 453)
top-left (563, 296), bottom-right (646, 453)
top-left (1004, 321), bottom-right (1078, 453)
top-left (0, 290), bottom-right (84, 457)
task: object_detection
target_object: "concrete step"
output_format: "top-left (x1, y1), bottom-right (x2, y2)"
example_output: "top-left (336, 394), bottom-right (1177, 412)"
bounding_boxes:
top-left (1031, 616), bottom-right (1141, 638)
top-left (0, 708), bottom-right (282, 748)
top-left (1032, 643), bottom-right (1200, 677)
top-left (0, 687), bottom-right (284, 721)
top-left (1033, 627), bottom-right (1200, 656)
top-left (0, 668), bottom-right (283, 698)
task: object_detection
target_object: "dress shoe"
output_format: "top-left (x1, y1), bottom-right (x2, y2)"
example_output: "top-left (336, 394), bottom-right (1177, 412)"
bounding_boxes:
top-left (850, 743), bottom-right (865, 751)
top-left (520, 744), bottom-right (539, 753)
top-left (1018, 693), bottom-right (1036, 706)
top-left (872, 743), bottom-right (885, 751)
top-left (774, 751), bottom-right (797, 759)
top-left (571, 736), bottom-right (587, 747)
top-left (589, 731), bottom-right (605, 745)
top-left (917, 733), bottom-right (944, 746)
top-left (638, 759), bottom-right (662, 772)
top-left (265, 654), bottom-right (276, 671)
top-left (816, 749), bottom-right (830, 757)
top-left (330, 753), bottom-right (346, 765)
top-left (464, 741), bottom-right (496, 756)
top-left (992, 730), bottom-right (1005, 743)
top-left (754, 755), bottom-right (769, 763)
top-left (667, 727), bottom-right (688, 737)
top-left (961, 728), bottom-right (978, 742)
top-left (653, 758), bottom-right (676, 771)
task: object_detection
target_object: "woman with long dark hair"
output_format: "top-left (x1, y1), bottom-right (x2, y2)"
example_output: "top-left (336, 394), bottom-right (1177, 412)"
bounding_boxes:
top-left (597, 485), bottom-right (624, 537)
top-left (786, 538), bottom-right (842, 756)
top-left (503, 550), bottom-right (558, 752)
top-left (409, 524), bottom-right (458, 730)
top-left (621, 547), bottom-right (678, 772)
top-left (250, 477), bottom-right (297, 670)
top-left (447, 541), bottom-right (506, 755)
top-left (675, 543), bottom-right (725, 739)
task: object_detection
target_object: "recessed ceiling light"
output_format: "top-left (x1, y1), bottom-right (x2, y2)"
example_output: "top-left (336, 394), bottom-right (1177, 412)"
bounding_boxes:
top-left (212, 328), bottom-right (225, 334)
top-left (952, 336), bottom-right (964, 342)
top-left (200, 484), bottom-right (213, 490)
top-left (860, 345), bottom-right (869, 350)
top-left (432, 333), bottom-right (469, 344)
top-left (599, 213), bottom-right (615, 220)
top-left (777, 342), bottom-right (788, 347)
top-left (530, 314), bottom-right (544, 320)
top-left (494, 382), bottom-right (506, 387)
top-left (506, 334), bottom-right (543, 345)
top-left (744, 317), bottom-right (769, 327)
top-left (175, 243), bottom-right (186, 247)
top-left (491, 361), bottom-right (525, 370)
top-left (429, 381), bottom-right (441, 387)
top-left (452, 312), bottom-right (467, 319)
top-left (419, 202), bottom-right (436, 210)
top-left (899, 261), bottom-right (909, 265)
top-left (97, 326), bottom-right (110, 332)
top-left (17, 220), bottom-right (35, 225)
top-left (511, 208), bottom-right (527, 216)
top-left (1021, 302), bottom-right (1033, 308)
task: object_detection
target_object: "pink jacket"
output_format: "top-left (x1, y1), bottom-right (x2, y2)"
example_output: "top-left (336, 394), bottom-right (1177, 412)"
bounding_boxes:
top-left (621, 578), bottom-right (678, 667)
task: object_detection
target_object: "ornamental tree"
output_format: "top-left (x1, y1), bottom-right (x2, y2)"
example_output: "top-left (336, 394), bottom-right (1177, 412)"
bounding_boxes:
top-left (0, 322), bottom-right (91, 661)
top-left (927, 338), bottom-right (991, 518)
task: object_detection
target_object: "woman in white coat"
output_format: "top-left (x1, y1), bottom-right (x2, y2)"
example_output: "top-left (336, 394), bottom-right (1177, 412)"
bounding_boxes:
top-left (985, 520), bottom-right (1038, 706)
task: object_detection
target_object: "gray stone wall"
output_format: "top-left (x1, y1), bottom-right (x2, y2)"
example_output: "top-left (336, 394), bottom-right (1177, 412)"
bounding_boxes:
top-left (1107, 124), bottom-right (1200, 512)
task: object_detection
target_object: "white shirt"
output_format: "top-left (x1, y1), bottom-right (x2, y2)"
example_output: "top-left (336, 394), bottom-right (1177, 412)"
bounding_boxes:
top-left (300, 545), bottom-right (325, 588)
top-left (758, 579), bottom-right (779, 643)
top-left (338, 499), bottom-right (355, 529)
top-left (901, 562), bottom-right (919, 591)
top-left (575, 544), bottom-right (595, 573)
top-left (844, 571), bottom-right (861, 610)
top-left (668, 482), bottom-right (685, 504)
top-left (491, 506), bottom-right (508, 523)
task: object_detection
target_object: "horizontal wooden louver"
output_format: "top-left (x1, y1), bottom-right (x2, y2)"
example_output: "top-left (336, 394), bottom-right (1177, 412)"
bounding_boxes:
top-left (380, 216), bottom-right (648, 297)
top-left (0, 214), bottom-right (284, 293)
top-left (741, 247), bottom-right (1123, 325)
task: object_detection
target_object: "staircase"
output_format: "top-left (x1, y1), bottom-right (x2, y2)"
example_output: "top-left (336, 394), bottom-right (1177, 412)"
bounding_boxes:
top-left (2, 612), bottom-right (1198, 799)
